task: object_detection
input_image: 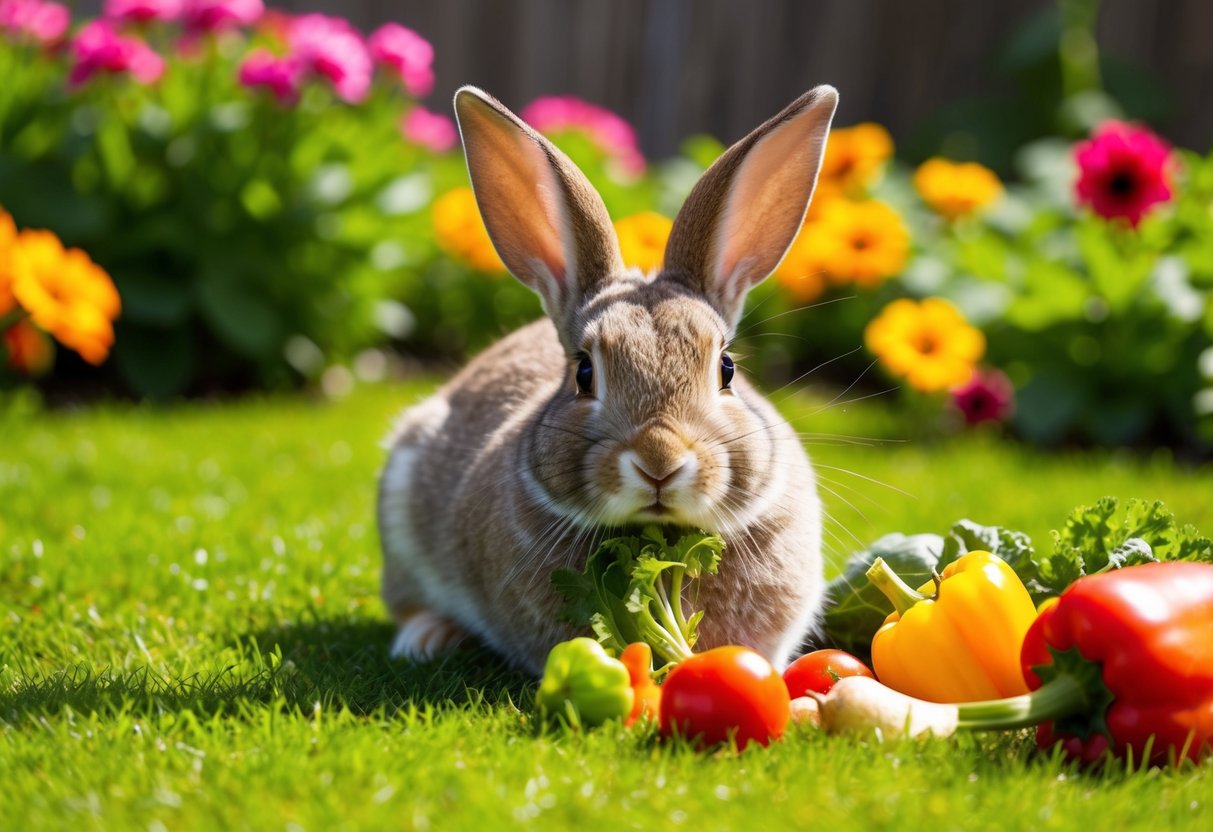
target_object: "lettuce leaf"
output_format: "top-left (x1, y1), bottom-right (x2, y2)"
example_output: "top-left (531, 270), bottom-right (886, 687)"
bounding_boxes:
top-left (552, 526), bottom-right (723, 668)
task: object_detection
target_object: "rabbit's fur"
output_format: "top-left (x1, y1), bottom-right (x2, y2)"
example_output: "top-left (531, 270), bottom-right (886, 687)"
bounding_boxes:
top-left (379, 85), bottom-right (839, 674)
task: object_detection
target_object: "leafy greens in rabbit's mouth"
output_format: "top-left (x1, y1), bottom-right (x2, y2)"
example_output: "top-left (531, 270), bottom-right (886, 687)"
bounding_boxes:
top-left (551, 526), bottom-right (725, 670)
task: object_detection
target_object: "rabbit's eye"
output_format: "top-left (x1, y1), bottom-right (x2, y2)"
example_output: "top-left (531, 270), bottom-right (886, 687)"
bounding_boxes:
top-left (720, 353), bottom-right (735, 389)
top-left (576, 355), bottom-right (594, 394)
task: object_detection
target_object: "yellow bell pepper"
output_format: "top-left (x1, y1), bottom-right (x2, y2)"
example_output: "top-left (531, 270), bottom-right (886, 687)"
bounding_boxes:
top-left (865, 551), bottom-right (1038, 703)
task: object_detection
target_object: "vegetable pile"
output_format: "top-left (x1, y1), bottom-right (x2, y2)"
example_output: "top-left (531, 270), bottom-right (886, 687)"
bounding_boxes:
top-left (533, 500), bottom-right (1213, 766)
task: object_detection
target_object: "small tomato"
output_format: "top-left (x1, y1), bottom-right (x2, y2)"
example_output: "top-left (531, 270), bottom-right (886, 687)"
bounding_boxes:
top-left (783, 649), bottom-right (874, 698)
top-left (659, 646), bottom-right (790, 750)
top-left (536, 637), bottom-right (633, 726)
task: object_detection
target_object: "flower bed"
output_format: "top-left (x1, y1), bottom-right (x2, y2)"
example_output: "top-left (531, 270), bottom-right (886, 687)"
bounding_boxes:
top-left (1, 1), bottom-right (1210, 450)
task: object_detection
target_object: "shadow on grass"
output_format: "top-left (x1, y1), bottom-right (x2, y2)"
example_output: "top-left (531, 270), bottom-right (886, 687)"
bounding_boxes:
top-left (1, 616), bottom-right (535, 722)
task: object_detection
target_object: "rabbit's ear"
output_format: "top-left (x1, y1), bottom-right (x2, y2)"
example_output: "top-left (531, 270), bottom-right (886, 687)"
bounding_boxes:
top-left (663, 86), bottom-right (838, 330)
top-left (454, 86), bottom-right (623, 330)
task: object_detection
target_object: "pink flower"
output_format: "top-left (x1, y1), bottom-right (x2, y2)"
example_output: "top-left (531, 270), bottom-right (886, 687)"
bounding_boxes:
top-left (0, 0), bottom-right (70, 44)
top-left (238, 48), bottom-right (302, 105)
top-left (103, 0), bottom-right (183, 23)
top-left (1074, 120), bottom-right (1173, 228)
top-left (401, 106), bottom-right (456, 152)
top-left (183, 0), bottom-right (262, 33)
top-left (368, 22), bottom-right (433, 97)
top-left (951, 367), bottom-right (1014, 426)
top-left (70, 19), bottom-right (164, 86)
top-left (521, 95), bottom-right (645, 175)
top-left (287, 13), bottom-right (372, 104)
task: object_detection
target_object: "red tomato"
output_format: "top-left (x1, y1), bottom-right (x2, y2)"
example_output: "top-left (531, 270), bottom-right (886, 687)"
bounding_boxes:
top-left (782, 649), bottom-right (874, 698)
top-left (659, 646), bottom-right (790, 750)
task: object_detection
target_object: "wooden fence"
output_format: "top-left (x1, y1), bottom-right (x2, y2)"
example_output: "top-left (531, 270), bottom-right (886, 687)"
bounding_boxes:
top-left (78, 0), bottom-right (1213, 156)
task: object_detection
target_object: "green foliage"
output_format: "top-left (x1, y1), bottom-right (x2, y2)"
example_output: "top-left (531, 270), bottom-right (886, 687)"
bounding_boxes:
top-left (0, 28), bottom-right (473, 396)
top-left (552, 526), bottom-right (723, 668)
top-left (822, 497), bottom-right (1212, 659)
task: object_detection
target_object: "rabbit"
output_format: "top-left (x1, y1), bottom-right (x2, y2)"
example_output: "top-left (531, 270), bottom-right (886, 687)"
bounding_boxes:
top-left (379, 84), bottom-right (839, 675)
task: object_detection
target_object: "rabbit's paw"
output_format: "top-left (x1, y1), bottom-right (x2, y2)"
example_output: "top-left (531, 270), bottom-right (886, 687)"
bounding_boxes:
top-left (389, 609), bottom-right (469, 662)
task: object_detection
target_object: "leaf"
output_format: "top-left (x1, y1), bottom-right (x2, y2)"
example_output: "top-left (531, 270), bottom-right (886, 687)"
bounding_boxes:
top-left (1012, 370), bottom-right (1087, 445)
top-left (1104, 538), bottom-right (1157, 570)
top-left (665, 532), bottom-right (724, 578)
top-left (944, 519), bottom-right (1036, 576)
top-left (1034, 551), bottom-right (1085, 597)
top-left (112, 321), bottom-right (197, 399)
top-left (551, 528), bottom-right (725, 665)
top-left (1171, 525), bottom-right (1213, 563)
top-left (111, 270), bottom-right (193, 326)
top-left (196, 268), bottom-right (286, 361)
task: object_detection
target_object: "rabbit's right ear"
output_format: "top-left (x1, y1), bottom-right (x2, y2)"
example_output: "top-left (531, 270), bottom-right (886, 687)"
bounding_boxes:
top-left (454, 87), bottom-right (623, 335)
top-left (663, 86), bottom-right (838, 331)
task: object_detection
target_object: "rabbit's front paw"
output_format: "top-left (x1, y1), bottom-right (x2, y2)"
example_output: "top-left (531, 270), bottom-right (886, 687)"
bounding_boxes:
top-left (389, 609), bottom-right (469, 662)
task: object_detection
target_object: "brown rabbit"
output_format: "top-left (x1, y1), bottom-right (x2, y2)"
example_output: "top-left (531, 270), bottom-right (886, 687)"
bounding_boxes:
top-left (379, 85), bottom-right (839, 674)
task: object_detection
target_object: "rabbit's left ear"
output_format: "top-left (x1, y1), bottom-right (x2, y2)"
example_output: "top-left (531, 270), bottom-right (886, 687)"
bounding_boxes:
top-left (663, 86), bottom-right (838, 330)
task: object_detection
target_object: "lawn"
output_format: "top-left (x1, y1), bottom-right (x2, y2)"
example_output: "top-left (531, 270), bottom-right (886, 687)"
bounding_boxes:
top-left (2, 380), bottom-right (1211, 831)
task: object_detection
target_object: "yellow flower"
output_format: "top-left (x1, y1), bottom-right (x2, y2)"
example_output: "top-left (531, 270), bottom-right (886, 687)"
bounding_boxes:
top-left (0, 209), bottom-right (17, 316)
top-left (11, 229), bottom-right (121, 365)
top-left (819, 123), bottom-right (894, 195)
top-left (614, 211), bottom-right (672, 273)
top-left (798, 199), bottom-right (910, 289)
top-left (865, 298), bottom-right (985, 393)
top-left (773, 226), bottom-right (830, 303)
top-left (804, 176), bottom-right (843, 223)
top-left (914, 158), bottom-right (1004, 220)
top-left (432, 187), bottom-right (506, 274)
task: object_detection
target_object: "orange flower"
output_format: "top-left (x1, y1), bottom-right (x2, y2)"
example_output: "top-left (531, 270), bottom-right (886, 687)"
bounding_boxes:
top-left (11, 229), bottom-right (121, 365)
top-left (865, 298), bottom-right (985, 393)
top-left (773, 227), bottom-right (830, 303)
top-left (0, 209), bottom-right (17, 316)
top-left (819, 123), bottom-right (894, 195)
top-left (798, 199), bottom-right (910, 289)
top-left (804, 176), bottom-right (843, 223)
top-left (4, 319), bottom-right (54, 376)
top-left (914, 158), bottom-right (1004, 220)
top-left (432, 187), bottom-right (506, 274)
top-left (614, 211), bottom-right (672, 273)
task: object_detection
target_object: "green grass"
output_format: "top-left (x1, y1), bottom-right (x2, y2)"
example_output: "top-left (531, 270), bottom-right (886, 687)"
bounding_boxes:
top-left (3, 381), bottom-right (1211, 831)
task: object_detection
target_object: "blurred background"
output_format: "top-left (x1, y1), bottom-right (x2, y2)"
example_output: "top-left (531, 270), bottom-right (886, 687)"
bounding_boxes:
top-left (80, 0), bottom-right (1213, 160)
top-left (2, 0), bottom-right (1212, 454)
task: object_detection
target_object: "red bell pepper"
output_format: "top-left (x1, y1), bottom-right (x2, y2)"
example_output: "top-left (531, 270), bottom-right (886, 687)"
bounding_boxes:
top-left (1020, 561), bottom-right (1213, 765)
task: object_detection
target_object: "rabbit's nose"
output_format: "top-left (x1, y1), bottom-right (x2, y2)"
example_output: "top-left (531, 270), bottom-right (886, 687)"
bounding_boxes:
top-left (632, 459), bottom-right (684, 489)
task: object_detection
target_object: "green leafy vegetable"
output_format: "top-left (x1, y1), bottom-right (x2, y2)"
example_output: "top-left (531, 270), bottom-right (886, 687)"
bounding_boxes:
top-left (821, 533), bottom-right (949, 658)
top-left (552, 527), bottom-right (724, 668)
top-left (821, 497), bottom-right (1211, 660)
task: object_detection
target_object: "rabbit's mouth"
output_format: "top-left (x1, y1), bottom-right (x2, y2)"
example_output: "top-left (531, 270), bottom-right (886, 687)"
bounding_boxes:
top-left (637, 501), bottom-right (672, 518)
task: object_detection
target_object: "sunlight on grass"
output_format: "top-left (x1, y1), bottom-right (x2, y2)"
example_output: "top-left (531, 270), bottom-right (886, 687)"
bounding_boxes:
top-left (3, 382), bottom-right (1211, 830)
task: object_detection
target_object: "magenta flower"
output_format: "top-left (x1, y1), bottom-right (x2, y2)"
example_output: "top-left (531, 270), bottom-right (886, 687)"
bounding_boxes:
top-left (103, 0), bottom-right (183, 23)
top-left (238, 48), bottom-right (302, 105)
top-left (401, 106), bottom-right (456, 152)
top-left (368, 22), bottom-right (434, 97)
top-left (521, 95), bottom-right (645, 175)
top-left (0, 0), bottom-right (70, 44)
top-left (1074, 120), bottom-right (1173, 228)
top-left (183, 0), bottom-right (262, 33)
top-left (287, 13), bottom-right (372, 104)
top-left (70, 19), bottom-right (164, 86)
top-left (951, 368), bottom-right (1015, 426)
